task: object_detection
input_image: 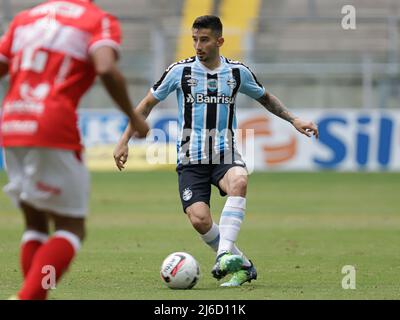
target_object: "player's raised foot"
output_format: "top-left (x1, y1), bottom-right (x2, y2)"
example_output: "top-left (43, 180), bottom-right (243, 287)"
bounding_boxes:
top-left (211, 252), bottom-right (243, 280)
top-left (220, 260), bottom-right (257, 287)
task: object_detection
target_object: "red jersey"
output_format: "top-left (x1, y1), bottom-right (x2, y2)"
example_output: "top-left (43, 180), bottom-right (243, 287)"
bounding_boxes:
top-left (0, 0), bottom-right (121, 151)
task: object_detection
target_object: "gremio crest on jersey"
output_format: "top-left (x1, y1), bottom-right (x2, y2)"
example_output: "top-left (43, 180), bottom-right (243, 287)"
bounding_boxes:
top-left (207, 79), bottom-right (218, 92)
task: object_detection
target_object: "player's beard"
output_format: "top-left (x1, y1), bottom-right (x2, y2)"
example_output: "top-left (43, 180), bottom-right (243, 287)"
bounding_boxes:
top-left (197, 50), bottom-right (217, 62)
top-left (197, 52), bottom-right (207, 61)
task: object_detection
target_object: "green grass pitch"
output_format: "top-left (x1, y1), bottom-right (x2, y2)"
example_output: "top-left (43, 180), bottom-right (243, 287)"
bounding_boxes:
top-left (0, 171), bottom-right (399, 299)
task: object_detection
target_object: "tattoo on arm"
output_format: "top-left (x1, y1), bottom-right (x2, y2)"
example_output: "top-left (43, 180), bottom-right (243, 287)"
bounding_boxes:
top-left (137, 93), bottom-right (158, 120)
top-left (140, 104), bottom-right (153, 119)
top-left (257, 93), bottom-right (296, 124)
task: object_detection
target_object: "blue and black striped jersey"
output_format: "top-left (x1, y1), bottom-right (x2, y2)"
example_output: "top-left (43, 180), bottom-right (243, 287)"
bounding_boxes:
top-left (151, 56), bottom-right (265, 165)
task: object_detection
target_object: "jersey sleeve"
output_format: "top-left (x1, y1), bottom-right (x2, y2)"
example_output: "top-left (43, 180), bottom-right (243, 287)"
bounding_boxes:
top-left (238, 66), bottom-right (265, 99)
top-left (88, 13), bottom-right (121, 57)
top-left (0, 19), bottom-right (16, 64)
top-left (150, 66), bottom-right (180, 101)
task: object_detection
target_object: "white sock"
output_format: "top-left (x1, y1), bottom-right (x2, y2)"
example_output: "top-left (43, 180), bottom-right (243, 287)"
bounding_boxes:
top-left (54, 230), bottom-right (81, 253)
top-left (201, 222), bottom-right (251, 266)
top-left (21, 230), bottom-right (48, 244)
top-left (200, 223), bottom-right (220, 252)
top-left (217, 196), bottom-right (246, 256)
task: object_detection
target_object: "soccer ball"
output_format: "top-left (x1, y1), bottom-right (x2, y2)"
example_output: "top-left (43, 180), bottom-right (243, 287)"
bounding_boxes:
top-left (160, 252), bottom-right (200, 289)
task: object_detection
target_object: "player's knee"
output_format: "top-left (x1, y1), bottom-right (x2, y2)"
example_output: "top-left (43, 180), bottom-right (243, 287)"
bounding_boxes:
top-left (228, 176), bottom-right (248, 196)
top-left (21, 202), bottom-right (49, 233)
top-left (188, 214), bottom-right (212, 234)
top-left (53, 217), bottom-right (86, 242)
top-left (25, 223), bottom-right (49, 235)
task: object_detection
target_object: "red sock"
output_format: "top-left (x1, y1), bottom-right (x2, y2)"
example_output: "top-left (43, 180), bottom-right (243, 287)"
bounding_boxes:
top-left (20, 231), bottom-right (49, 278)
top-left (21, 241), bottom-right (43, 277)
top-left (18, 231), bottom-right (80, 300)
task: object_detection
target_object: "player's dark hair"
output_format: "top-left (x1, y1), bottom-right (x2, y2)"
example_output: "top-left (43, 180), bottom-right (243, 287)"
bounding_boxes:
top-left (192, 15), bottom-right (223, 37)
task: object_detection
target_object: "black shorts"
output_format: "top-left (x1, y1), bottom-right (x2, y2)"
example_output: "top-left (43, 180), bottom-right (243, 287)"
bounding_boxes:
top-left (176, 162), bottom-right (246, 213)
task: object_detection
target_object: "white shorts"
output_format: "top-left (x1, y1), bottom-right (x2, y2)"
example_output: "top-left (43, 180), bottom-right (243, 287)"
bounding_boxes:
top-left (3, 147), bottom-right (90, 218)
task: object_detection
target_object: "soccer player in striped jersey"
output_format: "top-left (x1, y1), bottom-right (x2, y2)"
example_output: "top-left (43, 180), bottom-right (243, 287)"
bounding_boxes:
top-left (114, 15), bottom-right (318, 287)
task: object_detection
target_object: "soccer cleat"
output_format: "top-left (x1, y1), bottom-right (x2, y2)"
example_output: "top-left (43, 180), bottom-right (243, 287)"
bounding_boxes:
top-left (220, 260), bottom-right (257, 287)
top-left (211, 252), bottom-right (244, 280)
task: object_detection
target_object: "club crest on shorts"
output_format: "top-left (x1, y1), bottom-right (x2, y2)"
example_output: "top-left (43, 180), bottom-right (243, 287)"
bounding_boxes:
top-left (182, 188), bottom-right (193, 201)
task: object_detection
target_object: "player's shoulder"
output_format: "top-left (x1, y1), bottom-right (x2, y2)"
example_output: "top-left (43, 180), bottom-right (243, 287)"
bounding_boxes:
top-left (72, 0), bottom-right (119, 27)
top-left (223, 57), bottom-right (254, 72)
top-left (7, 8), bottom-right (31, 27)
top-left (86, 1), bottom-right (118, 20)
top-left (28, 0), bottom-right (118, 24)
top-left (165, 56), bottom-right (196, 73)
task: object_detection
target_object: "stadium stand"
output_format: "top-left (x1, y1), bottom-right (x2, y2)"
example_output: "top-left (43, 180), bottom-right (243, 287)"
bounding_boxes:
top-left (0, 0), bottom-right (399, 109)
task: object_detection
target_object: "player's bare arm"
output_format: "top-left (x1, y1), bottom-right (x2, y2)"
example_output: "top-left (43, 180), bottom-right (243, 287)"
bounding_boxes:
top-left (113, 91), bottom-right (159, 171)
top-left (257, 91), bottom-right (319, 139)
top-left (119, 91), bottom-right (159, 142)
top-left (91, 46), bottom-right (149, 138)
top-left (0, 61), bottom-right (8, 78)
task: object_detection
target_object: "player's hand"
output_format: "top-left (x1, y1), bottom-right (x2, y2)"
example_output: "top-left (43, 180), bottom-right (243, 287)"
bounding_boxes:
top-left (113, 141), bottom-right (129, 171)
top-left (292, 118), bottom-right (319, 139)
